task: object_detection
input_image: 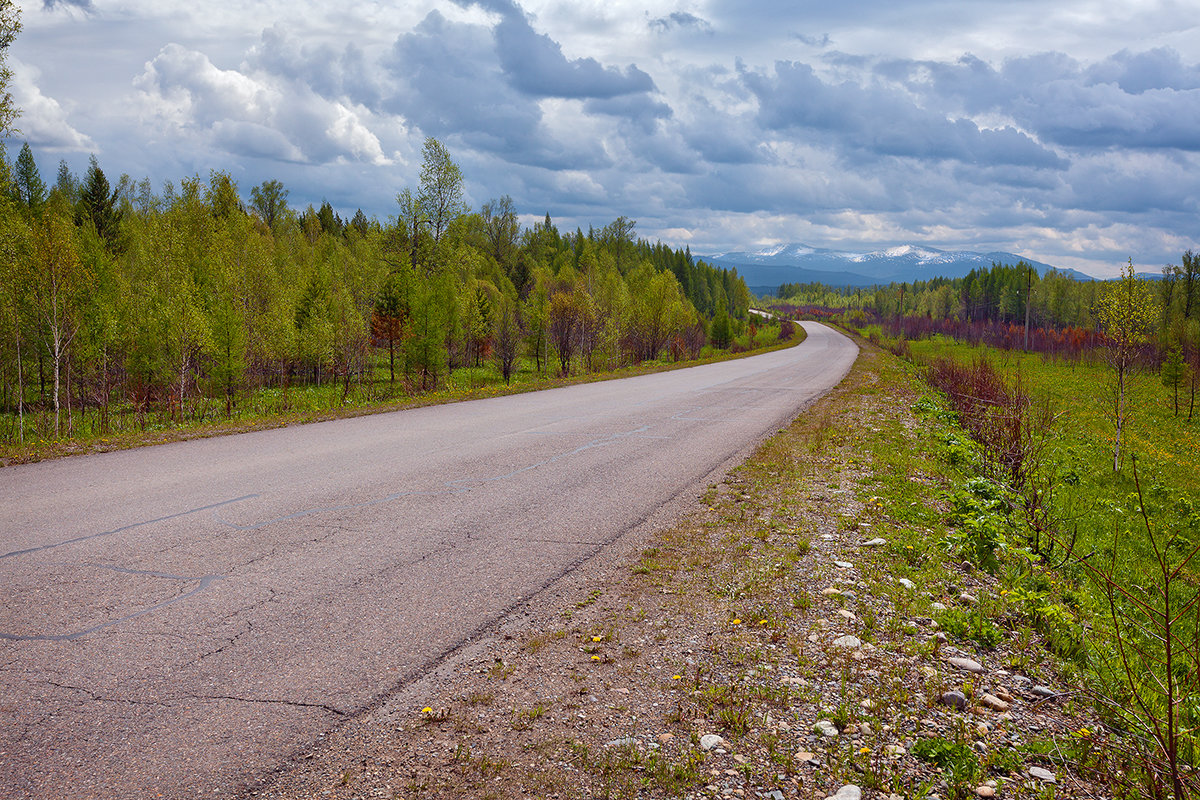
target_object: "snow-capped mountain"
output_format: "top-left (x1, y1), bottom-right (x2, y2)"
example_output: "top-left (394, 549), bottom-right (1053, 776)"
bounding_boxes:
top-left (701, 243), bottom-right (1089, 291)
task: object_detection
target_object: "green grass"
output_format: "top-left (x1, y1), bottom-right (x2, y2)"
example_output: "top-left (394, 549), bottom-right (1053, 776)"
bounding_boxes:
top-left (899, 334), bottom-right (1200, 797)
top-left (905, 335), bottom-right (1200, 585)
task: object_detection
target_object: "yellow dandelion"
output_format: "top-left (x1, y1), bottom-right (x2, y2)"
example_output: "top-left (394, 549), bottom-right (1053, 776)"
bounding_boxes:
top-left (758, 619), bottom-right (768, 625)
top-left (421, 707), bottom-right (433, 714)
top-left (591, 655), bottom-right (601, 661)
top-left (732, 618), bottom-right (742, 625)
top-left (672, 674), bottom-right (682, 680)
top-left (592, 635), bottom-right (603, 642)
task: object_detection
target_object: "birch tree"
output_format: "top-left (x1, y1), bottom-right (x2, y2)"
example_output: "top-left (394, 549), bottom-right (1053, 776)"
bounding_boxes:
top-left (30, 196), bottom-right (89, 436)
top-left (1095, 259), bottom-right (1156, 472)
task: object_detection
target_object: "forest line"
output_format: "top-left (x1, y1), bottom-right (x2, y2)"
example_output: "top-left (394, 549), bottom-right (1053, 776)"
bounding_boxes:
top-left (0, 138), bottom-right (772, 446)
top-left (770, 254), bottom-right (1199, 373)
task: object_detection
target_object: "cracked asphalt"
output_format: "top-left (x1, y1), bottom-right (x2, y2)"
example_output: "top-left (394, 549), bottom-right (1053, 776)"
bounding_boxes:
top-left (0, 322), bottom-right (857, 799)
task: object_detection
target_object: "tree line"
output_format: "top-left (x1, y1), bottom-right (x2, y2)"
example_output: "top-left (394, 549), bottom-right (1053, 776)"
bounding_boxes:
top-left (0, 137), bottom-right (758, 443)
top-left (778, 257), bottom-right (1199, 331)
top-left (773, 256), bottom-right (1200, 415)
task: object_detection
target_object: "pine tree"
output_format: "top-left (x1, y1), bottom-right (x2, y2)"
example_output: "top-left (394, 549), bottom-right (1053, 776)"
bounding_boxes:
top-left (14, 142), bottom-right (45, 208)
top-left (76, 156), bottom-right (123, 249)
top-left (55, 159), bottom-right (79, 202)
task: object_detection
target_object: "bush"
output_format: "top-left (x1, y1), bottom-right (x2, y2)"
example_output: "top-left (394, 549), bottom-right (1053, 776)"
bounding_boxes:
top-left (934, 607), bottom-right (1003, 649)
top-left (911, 736), bottom-right (980, 788)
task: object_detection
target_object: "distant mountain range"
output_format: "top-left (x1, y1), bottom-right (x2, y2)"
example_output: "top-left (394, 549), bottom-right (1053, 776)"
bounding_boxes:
top-left (699, 243), bottom-right (1096, 293)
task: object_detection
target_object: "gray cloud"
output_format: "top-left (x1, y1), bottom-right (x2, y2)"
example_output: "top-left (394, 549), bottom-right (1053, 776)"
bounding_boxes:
top-left (584, 93), bottom-right (672, 131)
top-left (385, 12), bottom-right (535, 139)
top-left (649, 12), bottom-right (713, 34)
top-left (493, 15), bottom-right (655, 98)
top-left (451, 0), bottom-right (656, 99)
top-left (384, 11), bottom-right (610, 171)
top-left (248, 25), bottom-right (383, 109)
top-left (791, 33), bottom-right (832, 47)
top-left (210, 120), bottom-right (303, 162)
top-left (741, 60), bottom-right (1065, 168)
top-left (890, 49), bottom-right (1200, 152)
top-left (1086, 48), bottom-right (1200, 94)
top-left (682, 126), bottom-right (762, 165)
top-left (1061, 154), bottom-right (1200, 215)
top-left (43, 0), bottom-right (94, 11)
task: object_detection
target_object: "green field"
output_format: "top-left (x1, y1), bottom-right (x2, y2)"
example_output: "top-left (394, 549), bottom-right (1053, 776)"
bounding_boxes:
top-left (897, 333), bottom-right (1200, 798)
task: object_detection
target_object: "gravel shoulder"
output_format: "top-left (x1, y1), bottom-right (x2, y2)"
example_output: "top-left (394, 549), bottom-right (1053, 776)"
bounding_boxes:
top-left (247, 342), bottom-right (1104, 800)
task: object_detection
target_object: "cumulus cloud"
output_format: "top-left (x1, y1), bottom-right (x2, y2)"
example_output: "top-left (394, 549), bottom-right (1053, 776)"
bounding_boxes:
top-left (133, 44), bottom-right (389, 165)
top-left (384, 13), bottom-right (540, 151)
top-left (1086, 48), bottom-right (1200, 94)
top-left (384, 11), bottom-right (615, 170)
top-left (7, 60), bottom-right (94, 150)
top-left (210, 120), bottom-right (303, 162)
top-left (450, 0), bottom-right (656, 98)
top-left (584, 93), bottom-right (672, 130)
top-left (247, 25), bottom-right (383, 109)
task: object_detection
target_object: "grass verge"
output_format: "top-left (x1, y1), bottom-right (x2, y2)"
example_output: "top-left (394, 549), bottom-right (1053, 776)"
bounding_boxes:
top-left (0, 330), bottom-right (805, 467)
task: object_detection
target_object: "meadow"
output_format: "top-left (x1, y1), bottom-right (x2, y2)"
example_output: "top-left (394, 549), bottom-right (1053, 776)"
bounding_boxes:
top-left (891, 331), bottom-right (1200, 798)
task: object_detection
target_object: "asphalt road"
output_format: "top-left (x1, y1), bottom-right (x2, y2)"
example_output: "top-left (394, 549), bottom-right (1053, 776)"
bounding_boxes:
top-left (0, 321), bottom-right (857, 799)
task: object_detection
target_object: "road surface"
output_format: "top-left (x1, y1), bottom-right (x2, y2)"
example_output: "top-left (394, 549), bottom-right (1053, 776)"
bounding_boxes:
top-left (0, 321), bottom-right (857, 798)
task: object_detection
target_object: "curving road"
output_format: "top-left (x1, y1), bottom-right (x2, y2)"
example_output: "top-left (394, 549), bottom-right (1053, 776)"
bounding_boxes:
top-left (0, 321), bottom-right (857, 799)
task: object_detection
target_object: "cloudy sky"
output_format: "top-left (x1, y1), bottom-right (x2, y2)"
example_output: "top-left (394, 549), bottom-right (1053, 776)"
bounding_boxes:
top-left (5, 0), bottom-right (1200, 277)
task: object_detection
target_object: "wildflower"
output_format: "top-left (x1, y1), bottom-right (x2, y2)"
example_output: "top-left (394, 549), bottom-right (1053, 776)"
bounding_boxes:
top-left (732, 618), bottom-right (741, 625)
top-left (421, 707), bottom-right (433, 714)
top-left (592, 635), bottom-right (602, 642)
top-left (591, 655), bottom-right (601, 661)
top-left (758, 619), bottom-right (768, 625)
top-left (672, 675), bottom-right (682, 680)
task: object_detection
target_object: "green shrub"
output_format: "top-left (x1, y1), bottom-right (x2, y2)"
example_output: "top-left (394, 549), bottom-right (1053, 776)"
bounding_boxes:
top-left (934, 607), bottom-right (1003, 649)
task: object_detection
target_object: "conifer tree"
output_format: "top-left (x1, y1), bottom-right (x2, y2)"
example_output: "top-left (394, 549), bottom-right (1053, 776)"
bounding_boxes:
top-left (14, 143), bottom-right (45, 208)
top-left (54, 159), bottom-right (79, 202)
top-left (77, 156), bottom-right (123, 249)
